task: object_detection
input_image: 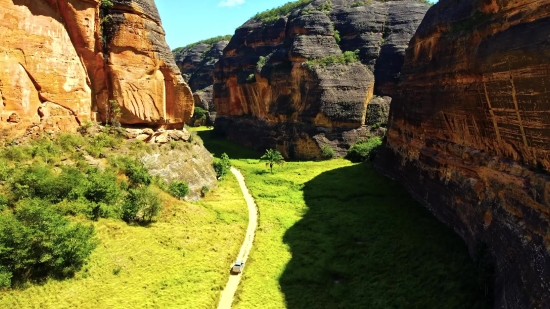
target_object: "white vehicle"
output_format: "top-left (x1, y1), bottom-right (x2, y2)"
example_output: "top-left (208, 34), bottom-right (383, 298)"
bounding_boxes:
top-left (231, 262), bottom-right (244, 274)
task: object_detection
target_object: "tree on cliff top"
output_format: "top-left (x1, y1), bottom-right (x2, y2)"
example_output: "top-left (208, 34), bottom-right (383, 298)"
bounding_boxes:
top-left (260, 149), bottom-right (285, 174)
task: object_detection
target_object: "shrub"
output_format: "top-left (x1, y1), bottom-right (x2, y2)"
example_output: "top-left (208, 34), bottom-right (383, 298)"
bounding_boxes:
top-left (169, 182), bottom-right (190, 199)
top-left (84, 168), bottom-right (121, 205)
top-left (257, 56), bottom-right (268, 70)
top-left (0, 194), bottom-right (7, 211)
top-left (194, 107), bottom-right (208, 121)
top-left (321, 145), bottom-right (335, 159)
top-left (346, 137), bottom-right (383, 162)
top-left (213, 153), bottom-right (231, 179)
top-left (0, 199), bottom-right (97, 286)
top-left (0, 159), bottom-right (12, 181)
top-left (201, 186), bottom-right (210, 197)
top-left (334, 29), bottom-right (341, 44)
top-left (122, 187), bottom-right (161, 223)
top-left (246, 73), bottom-right (256, 83)
top-left (124, 160), bottom-right (152, 187)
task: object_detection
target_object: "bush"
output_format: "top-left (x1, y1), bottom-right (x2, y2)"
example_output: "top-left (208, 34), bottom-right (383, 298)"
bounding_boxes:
top-left (0, 199), bottom-right (97, 286)
top-left (346, 137), bottom-right (383, 163)
top-left (122, 187), bottom-right (162, 223)
top-left (201, 186), bottom-right (210, 197)
top-left (213, 153), bottom-right (231, 179)
top-left (0, 194), bottom-right (7, 211)
top-left (194, 107), bottom-right (208, 121)
top-left (124, 160), bottom-right (152, 187)
top-left (257, 56), bottom-right (268, 70)
top-left (321, 145), bottom-right (335, 159)
top-left (169, 182), bottom-right (190, 199)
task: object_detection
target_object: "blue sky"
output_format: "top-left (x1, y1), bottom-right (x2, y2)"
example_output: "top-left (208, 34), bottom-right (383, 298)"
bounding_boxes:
top-left (156, 0), bottom-right (298, 50)
top-left (156, 0), bottom-right (437, 50)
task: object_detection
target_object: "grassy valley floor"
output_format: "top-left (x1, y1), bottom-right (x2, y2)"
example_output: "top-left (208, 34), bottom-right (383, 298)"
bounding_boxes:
top-left (194, 128), bottom-right (491, 309)
top-left (0, 176), bottom-right (247, 309)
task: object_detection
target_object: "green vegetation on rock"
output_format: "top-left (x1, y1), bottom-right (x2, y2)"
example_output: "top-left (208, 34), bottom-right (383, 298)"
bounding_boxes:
top-left (172, 35), bottom-right (233, 53)
top-left (253, 0), bottom-right (314, 23)
top-left (305, 50), bottom-right (360, 69)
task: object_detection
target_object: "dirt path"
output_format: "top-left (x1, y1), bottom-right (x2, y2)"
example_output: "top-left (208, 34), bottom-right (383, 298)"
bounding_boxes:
top-left (217, 167), bottom-right (258, 309)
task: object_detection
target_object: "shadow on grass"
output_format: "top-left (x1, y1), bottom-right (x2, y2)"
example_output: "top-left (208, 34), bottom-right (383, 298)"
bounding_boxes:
top-left (196, 130), bottom-right (261, 160)
top-left (280, 163), bottom-right (491, 309)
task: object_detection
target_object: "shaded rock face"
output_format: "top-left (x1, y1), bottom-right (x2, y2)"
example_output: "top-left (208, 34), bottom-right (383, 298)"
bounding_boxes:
top-left (377, 0), bottom-right (550, 307)
top-left (174, 40), bottom-right (229, 92)
top-left (0, 0), bottom-right (193, 136)
top-left (213, 0), bottom-right (429, 159)
top-left (174, 40), bottom-right (229, 126)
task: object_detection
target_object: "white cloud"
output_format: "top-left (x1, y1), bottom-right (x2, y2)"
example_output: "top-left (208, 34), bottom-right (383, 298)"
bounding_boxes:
top-left (218, 0), bottom-right (245, 7)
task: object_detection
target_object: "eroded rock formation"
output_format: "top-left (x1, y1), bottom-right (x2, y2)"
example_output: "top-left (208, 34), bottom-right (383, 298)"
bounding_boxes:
top-left (174, 39), bottom-right (230, 125)
top-left (0, 0), bottom-right (193, 136)
top-left (213, 0), bottom-right (429, 158)
top-left (377, 0), bottom-right (550, 307)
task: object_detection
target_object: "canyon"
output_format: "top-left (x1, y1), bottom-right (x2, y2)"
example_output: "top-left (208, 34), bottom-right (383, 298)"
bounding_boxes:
top-left (0, 0), bottom-right (193, 137)
top-left (377, 0), bottom-right (550, 307)
top-left (213, 0), bottom-right (430, 159)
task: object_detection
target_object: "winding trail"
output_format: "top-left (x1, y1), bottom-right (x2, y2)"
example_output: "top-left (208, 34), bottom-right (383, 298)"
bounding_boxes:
top-left (217, 167), bottom-right (258, 309)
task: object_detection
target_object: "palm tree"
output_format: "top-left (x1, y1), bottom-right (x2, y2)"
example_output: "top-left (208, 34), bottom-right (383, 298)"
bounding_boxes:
top-left (260, 149), bottom-right (285, 174)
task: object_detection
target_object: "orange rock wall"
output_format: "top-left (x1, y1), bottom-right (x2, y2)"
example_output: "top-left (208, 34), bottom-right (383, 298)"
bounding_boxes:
top-left (377, 0), bottom-right (550, 307)
top-left (0, 0), bottom-right (192, 135)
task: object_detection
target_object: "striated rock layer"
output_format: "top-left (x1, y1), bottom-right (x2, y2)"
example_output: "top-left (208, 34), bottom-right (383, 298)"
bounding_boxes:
top-left (214, 0), bottom-right (429, 158)
top-left (377, 0), bottom-right (550, 307)
top-left (0, 0), bottom-right (193, 136)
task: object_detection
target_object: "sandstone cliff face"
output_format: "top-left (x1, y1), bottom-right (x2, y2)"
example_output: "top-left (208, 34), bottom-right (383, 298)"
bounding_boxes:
top-left (213, 0), bottom-right (429, 158)
top-left (0, 0), bottom-right (193, 136)
top-left (377, 0), bottom-right (550, 307)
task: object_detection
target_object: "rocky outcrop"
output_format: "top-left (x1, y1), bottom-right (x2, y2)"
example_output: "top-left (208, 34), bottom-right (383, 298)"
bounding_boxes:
top-left (174, 39), bottom-right (229, 92)
top-left (213, 0), bottom-right (429, 158)
top-left (0, 0), bottom-right (193, 136)
top-left (173, 38), bottom-right (229, 126)
top-left (377, 0), bottom-right (550, 307)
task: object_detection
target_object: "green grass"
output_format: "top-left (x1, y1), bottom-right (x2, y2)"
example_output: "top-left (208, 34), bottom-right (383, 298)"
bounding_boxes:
top-left (0, 131), bottom-right (248, 308)
top-left (0, 179), bottom-right (247, 309)
top-left (195, 128), bottom-right (491, 309)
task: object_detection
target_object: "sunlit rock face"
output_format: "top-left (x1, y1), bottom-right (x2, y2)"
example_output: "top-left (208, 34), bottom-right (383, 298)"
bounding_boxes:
top-left (0, 0), bottom-right (193, 136)
top-left (213, 0), bottom-right (429, 159)
top-left (377, 0), bottom-right (550, 307)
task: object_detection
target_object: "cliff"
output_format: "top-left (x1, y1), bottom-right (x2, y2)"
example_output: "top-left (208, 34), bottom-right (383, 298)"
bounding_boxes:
top-left (213, 0), bottom-right (429, 158)
top-left (173, 37), bottom-right (230, 125)
top-left (0, 0), bottom-right (193, 136)
top-left (174, 37), bottom-right (230, 92)
top-left (377, 0), bottom-right (550, 307)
